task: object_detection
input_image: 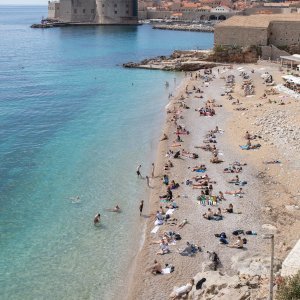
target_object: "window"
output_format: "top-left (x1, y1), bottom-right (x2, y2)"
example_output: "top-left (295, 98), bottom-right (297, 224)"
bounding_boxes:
top-left (83, 9), bottom-right (85, 13)
top-left (74, 9), bottom-right (77, 13)
top-left (114, 4), bottom-right (117, 7)
top-left (91, 9), bottom-right (95, 13)
top-left (102, 4), bottom-right (104, 7)
top-left (114, 10), bottom-right (117, 14)
top-left (126, 10), bottom-right (129, 14)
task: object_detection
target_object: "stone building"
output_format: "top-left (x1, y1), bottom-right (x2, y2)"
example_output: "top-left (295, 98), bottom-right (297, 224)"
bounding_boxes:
top-left (214, 14), bottom-right (300, 48)
top-left (48, 0), bottom-right (138, 24)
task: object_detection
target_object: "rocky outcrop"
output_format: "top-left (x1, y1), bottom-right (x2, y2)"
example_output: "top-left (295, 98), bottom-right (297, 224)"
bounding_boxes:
top-left (188, 271), bottom-right (269, 300)
top-left (153, 24), bottom-right (214, 33)
top-left (185, 254), bottom-right (283, 300)
top-left (123, 50), bottom-right (220, 71)
top-left (209, 45), bottom-right (260, 63)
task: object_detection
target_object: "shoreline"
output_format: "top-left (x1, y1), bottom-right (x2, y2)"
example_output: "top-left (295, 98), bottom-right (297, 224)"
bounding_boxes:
top-left (127, 62), bottom-right (300, 299)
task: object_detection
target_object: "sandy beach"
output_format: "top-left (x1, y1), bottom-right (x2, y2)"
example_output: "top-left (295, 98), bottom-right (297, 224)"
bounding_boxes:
top-left (127, 61), bottom-right (300, 300)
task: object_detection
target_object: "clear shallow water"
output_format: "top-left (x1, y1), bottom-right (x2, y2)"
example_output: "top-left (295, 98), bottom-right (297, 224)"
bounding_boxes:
top-left (0, 6), bottom-right (213, 299)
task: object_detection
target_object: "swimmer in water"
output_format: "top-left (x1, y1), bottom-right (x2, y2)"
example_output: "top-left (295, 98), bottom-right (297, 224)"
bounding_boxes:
top-left (106, 205), bottom-right (121, 213)
top-left (94, 213), bottom-right (101, 225)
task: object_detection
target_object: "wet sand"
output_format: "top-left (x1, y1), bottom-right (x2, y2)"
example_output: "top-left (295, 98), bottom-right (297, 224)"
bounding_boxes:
top-left (127, 62), bottom-right (300, 299)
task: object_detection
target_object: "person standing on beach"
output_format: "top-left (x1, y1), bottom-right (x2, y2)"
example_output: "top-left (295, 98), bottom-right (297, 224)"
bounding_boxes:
top-left (139, 200), bottom-right (144, 216)
top-left (136, 164), bottom-right (142, 178)
top-left (146, 176), bottom-right (150, 188)
top-left (151, 163), bottom-right (155, 178)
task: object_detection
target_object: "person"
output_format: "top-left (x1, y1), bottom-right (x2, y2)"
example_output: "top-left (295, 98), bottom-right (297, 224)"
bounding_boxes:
top-left (146, 176), bottom-right (150, 188)
top-left (107, 205), bottom-right (121, 212)
top-left (112, 205), bottom-right (121, 212)
top-left (228, 236), bottom-right (244, 249)
top-left (225, 188), bottom-right (244, 196)
top-left (155, 211), bottom-right (164, 225)
top-left (139, 200), bottom-right (144, 216)
top-left (160, 187), bottom-right (173, 201)
top-left (178, 219), bottom-right (188, 229)
top-left (136, 164), bottom-right (142, 178)
top-left (157, 239), bottom-right (170, 255)
top-left (94, 213), bottom-right (100, 225)
top-left (217, 191), bottom-right (225, 201)
top-left (163, 174), bottom-right (169, 185)
top-left (170, 279), bottom-right (194, 299)
top-left (150, 260), bottom-right (162, 275)
top-left (161, 133), bottom-right (168, 141)
top-left (208, 251), bottom-right (221, 270)
top-left (151, 163), bottom-right (155, 178)
top-left (224, 203), bottom-right (234, 213)
top-left (245, 131), bottom-right (251, 140)
top-left (203, 208), bottom-right (213, 220)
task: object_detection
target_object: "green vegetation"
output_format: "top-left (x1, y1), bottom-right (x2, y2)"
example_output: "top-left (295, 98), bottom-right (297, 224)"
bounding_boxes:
top-left (277, 271), bottom-right (300, 300)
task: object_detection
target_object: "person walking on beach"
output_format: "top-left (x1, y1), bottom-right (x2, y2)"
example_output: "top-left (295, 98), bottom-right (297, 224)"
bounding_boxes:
top-left (146, 176), bottom-right (150, 188)
top-left (151, 163), bottom-right (155, 178)
top-left (136, 164), bottom-right (142, 178)
top-left (139, 200), bottom-right (144, 216)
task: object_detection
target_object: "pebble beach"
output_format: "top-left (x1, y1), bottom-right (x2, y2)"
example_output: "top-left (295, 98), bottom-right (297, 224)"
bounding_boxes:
top-left (127, 61), bottom-right (300, 299)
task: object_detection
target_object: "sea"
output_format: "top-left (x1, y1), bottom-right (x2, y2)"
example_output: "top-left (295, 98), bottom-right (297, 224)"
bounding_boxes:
top-left (0, 5), bottom-right (213, 300)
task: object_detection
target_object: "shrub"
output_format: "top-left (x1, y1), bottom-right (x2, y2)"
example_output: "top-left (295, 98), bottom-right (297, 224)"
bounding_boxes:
top-left (276, 271), bottom-right (300, 300)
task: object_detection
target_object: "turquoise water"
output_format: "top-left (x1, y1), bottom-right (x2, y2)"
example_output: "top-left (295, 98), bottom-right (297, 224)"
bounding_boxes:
top-left (0, 6), bottom-right (213, 299)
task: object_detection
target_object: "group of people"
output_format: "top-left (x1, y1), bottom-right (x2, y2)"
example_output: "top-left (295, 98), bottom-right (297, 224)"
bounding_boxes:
top-left (144, 67), bottom-right (262, 299)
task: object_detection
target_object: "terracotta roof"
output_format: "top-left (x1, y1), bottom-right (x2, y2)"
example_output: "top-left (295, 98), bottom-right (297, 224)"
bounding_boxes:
top-left (215, 14), bottom-right (300, 28)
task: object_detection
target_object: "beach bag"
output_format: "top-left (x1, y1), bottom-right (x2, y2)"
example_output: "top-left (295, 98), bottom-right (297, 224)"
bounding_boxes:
top-left (243, 238), bottom-right (247, 245)
top-left (232, 230), bottom-right (244, 236)
top-left (174, 233), bottom-right (181, 240)
top-left (196, 278), bottom-right (206, 290)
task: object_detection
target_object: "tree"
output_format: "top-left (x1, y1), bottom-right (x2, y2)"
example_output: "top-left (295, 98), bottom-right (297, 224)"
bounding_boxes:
top-left (277, 271), bottom-right (300, 300)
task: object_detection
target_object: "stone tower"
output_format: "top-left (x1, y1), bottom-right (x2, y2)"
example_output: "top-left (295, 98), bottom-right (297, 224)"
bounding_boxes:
top-left (95, 0), bottom-right (138, 24)
top-left (48, 0), bottom-right (138, 24)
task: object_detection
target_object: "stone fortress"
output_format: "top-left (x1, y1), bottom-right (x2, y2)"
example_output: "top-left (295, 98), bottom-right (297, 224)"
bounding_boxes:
top-left (48, 0), bottom-right (138, 24)
top-left (214, 14), bottom-right (300, 48)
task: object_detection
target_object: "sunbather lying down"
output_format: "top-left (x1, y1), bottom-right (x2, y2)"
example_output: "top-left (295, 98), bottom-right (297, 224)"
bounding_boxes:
top-left (192, 165), bottom-right (206, 172)
top-left (232, 161), bottom-right (247, 166)
top-left (227, 236), bottom-right (244, 249)
top-left (178, 242), bottom-right (201, 256)
top-left (169, 279), bottom-right (194, 300)
top-left (178, 218), bottom-right (188, 229)
top-left (210, 156), bottom-right (223, 164)
top-left (240, 140), bottom-right (261, 150)
top-left (225, 188), bottom-right (244, 195)
top-left (263, 160), bottom-right (281, 164)
top-left (224, 166), bottom-right (242, 173)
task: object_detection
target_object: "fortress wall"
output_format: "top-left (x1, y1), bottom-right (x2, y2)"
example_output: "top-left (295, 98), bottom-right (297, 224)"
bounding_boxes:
top-left (48, 1), bottom-right (61, 19)
top-left (96, 0), bottom-right (138, 24)
top-left (215, 26), bottom-right (268, 47)
top-left (269, 21), bottom-right (300, 47)
top-left (70, 0), bottom-right (96, 23)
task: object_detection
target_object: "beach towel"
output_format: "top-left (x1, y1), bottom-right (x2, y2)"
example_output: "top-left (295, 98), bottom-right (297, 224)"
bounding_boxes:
top-left (162, 268), bottom-right (171, 274)
top-left (166, 209), bottom-right (175, 216)
top-left (240, 145), bottom-right (249, 150)
top-left (195, 169), bottom-right (206, 173)
top-left (151, 225), bottom-right (160, 234)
